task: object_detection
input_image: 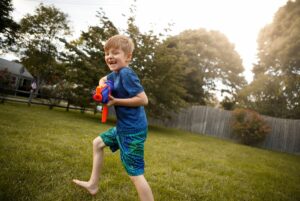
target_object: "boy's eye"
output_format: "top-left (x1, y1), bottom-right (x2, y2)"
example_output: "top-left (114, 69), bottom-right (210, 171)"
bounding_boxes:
top-left (112, 50), bottom-right (120, 54)
top-left (105, 49), bottom-right (121, 56)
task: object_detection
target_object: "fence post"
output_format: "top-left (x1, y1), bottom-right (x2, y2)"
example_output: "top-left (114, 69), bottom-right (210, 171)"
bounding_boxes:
top-left (66, 101), bottom-right (70, 112)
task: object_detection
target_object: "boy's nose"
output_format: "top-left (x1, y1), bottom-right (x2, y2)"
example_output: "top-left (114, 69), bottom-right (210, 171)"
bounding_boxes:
top-left (107, 54), bottom-right (113, 59)
top-left (107, 57), bottom-right (113, 62)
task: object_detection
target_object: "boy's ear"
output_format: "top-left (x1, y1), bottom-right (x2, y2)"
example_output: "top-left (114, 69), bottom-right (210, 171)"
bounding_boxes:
top-left (126, 53), bottom-right (132, 62)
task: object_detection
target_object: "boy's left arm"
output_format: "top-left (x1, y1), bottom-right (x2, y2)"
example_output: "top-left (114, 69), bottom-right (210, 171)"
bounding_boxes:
top-left (107, 91), bottom-right (148, 107)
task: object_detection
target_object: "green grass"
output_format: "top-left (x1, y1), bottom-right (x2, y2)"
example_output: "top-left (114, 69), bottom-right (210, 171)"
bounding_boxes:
top-left (0, 102), bottom-right (299, 201)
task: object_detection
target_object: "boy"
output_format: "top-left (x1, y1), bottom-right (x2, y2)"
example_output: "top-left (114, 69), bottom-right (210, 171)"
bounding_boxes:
top-left (73, 35), bottom-right (154, 201)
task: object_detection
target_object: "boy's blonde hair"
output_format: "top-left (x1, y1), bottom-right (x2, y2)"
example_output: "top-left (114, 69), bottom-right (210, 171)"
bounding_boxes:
top-left (104, 35), bottom-right (135, 55)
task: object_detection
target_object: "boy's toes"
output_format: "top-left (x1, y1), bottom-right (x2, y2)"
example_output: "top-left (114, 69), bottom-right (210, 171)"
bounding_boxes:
top-left (72, 179), bottom-right (80, 184)
top-left (72, 179), bottom-right (98, 195)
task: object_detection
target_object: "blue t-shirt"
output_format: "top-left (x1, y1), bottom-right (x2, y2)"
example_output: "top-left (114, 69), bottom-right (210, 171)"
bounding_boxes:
top-left (107, 67), bottom-right (147, 134)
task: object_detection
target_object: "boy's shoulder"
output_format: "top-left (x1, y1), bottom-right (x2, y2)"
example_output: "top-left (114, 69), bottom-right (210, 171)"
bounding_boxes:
top-left (109, 67), bottom-right (139, 81)
top-left (119, 66), bottom-right (134, 74)
top-left (119, 67), bottom-right (139, 78)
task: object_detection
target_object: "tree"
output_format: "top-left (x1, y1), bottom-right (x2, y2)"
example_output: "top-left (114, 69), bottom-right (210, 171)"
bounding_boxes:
top-left (240, 0), bottom-right (300, 118)
top-left (60, 5), bottom-right (187, 118)
top-left (220, 96), bottom-right (236, 110)
top-left (124, 8), bottom-right (187, 118)
top-left (57, 8), bottom-right (118, 109)
top-left (17, 4), bottom-right (71, 97)
top-left (161, 29), bottom-right (246, 105)
top-left (0, 0), bottom-right (20, 52)
top-left (147, 41), bottom-right (187, 117)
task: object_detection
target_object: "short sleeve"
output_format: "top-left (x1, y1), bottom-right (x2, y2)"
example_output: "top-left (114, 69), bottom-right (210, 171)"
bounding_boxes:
top-left (120, 68), bottom-right (144, 97)
top-left (107, 72), bottom-right (114, 81)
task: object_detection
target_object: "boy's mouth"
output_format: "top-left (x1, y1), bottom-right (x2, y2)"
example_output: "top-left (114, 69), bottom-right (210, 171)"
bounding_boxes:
top-left (107, 59), bottom-right (117, 65)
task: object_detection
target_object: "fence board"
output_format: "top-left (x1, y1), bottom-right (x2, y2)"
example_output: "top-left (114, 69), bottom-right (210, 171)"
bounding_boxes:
top-left (149, 106), bottom-right (300, 154)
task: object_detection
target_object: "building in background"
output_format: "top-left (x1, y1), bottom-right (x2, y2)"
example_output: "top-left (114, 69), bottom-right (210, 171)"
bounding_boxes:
top-left (0, 58), bottom-right (33, 95)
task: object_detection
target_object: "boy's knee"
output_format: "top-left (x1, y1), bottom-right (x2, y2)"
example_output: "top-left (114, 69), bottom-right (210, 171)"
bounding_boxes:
top-left (129, 175), bottom-right (144, 184)
top-left (93, 137), bottom-right (105, 150)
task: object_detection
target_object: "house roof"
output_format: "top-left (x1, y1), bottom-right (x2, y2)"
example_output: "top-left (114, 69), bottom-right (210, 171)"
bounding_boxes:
top-left (0, 58), bottom-right (33, 79)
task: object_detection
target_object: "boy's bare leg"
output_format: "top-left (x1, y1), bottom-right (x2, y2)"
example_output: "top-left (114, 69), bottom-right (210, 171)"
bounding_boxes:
top-left (73, 137), bottom-right (106, 195)
top-left (130, 175), bottom-right (154, 201)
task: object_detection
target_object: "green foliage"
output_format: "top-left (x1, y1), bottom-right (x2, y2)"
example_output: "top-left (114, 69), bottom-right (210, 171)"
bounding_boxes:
top-left (220, 96), bottom-right (236, 110)
top-left (14, 3), bottom-right (248, 120)
top-left (18, 4), bottom-right (70, 92)
top-left (161, 29), bottom-right (247, 105)
top-left (147, 41), bottom-right (187, 117)
top-left (0, 0), bottom-right (20, 51)
top-left (57, 9), bottom-right (118, 109)
top-left (244, 0), bottom-right (300, 118)
top-left (0, 68), bottom-right (12, 97)
top-left (231, 108), bottom-right (271, 145)
top-left (124, 11), bottom-right (187, 118)
top-left (60, 5), bottom-right (187, 118)
top-left (238, 74), bottom-right (291, 117)
top-left (0, 68), bottom-right (10, 88)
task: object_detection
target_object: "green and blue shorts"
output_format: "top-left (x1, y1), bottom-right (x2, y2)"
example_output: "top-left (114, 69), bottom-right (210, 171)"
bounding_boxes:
top-left (99, 127), bottom-right (147, 176)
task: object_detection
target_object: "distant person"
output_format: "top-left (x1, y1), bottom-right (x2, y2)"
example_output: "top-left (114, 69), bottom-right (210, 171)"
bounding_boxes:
top-left (28, 79), bottom-right (37, 104)
top-left (72, 35), bottom-right (154, 201)
top-left (30, 80), bottom-right (37, 94)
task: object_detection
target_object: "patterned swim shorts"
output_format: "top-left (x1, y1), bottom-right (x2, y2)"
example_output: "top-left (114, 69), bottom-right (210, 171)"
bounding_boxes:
top-left (99, 127), bottom-right (147, 176)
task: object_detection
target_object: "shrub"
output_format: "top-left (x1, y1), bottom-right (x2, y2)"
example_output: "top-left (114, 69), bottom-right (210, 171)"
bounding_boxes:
top-left (231, 108), bottom-right (271, 145)
top-left (0, 69), bottom-right (11, 89)
top-left (220, 96), bottom-right (236, 110)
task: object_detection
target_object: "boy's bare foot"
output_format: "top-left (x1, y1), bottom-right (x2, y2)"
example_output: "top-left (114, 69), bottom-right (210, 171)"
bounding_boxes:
top-left (72, 179), bottom-right (99, 195)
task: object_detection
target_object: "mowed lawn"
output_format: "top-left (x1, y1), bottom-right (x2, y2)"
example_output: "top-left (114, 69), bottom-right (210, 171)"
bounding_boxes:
top-left (0, 102), bottom-right (299, 201)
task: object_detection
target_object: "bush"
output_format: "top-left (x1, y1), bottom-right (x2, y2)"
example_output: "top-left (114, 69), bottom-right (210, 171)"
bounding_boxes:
top-left (231, 108), bottom-right (271, 145)
top-left (220, 96), bottom-right (236, 110)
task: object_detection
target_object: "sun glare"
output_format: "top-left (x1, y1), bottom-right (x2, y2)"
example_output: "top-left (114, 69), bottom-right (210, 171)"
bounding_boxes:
top-left (134, 0), bottom-right (288, 83)
top-left (8, 0), bottom-right (289, 83)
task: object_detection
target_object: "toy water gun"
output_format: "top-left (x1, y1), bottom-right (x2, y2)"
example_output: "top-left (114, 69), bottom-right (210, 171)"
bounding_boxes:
top-left (93, 80), bottom-right (113, 123)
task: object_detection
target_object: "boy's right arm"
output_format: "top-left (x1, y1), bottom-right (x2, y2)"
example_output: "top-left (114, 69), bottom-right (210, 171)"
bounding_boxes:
top-left (99, 76), bottom-right (107, 86)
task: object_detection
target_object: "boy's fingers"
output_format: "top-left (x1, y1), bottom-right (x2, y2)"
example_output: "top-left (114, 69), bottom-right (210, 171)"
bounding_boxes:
top-left (107, 100), bottom-right (114, 107)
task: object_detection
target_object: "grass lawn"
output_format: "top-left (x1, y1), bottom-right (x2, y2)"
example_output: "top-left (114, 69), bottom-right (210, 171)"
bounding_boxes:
top-left (0, 102), bottom-right (299, 201)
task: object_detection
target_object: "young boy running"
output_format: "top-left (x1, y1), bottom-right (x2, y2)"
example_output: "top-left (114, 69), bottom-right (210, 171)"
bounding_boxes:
top-left (73, 35), bottom-right (154, 201)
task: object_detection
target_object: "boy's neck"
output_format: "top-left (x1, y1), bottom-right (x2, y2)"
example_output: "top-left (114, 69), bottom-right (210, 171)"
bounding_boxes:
top-left (113, 65), bottom-right (128, 73)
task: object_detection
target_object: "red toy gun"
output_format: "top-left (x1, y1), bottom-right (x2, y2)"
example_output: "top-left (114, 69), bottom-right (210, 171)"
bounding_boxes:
top-left (93, 80), bottom-right (113, 123)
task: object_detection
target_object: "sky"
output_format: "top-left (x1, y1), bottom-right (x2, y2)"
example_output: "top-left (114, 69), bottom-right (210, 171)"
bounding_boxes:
top-left (6, 0), bottom-right (289, 83)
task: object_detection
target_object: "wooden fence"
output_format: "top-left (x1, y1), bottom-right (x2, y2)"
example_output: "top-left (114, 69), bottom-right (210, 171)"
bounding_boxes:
top-left (3, 95), bottom-right (299, 154)
top-left (149, 106), bottom-right (300, 154)
top-left (0, 96), bottom-right (96, 113)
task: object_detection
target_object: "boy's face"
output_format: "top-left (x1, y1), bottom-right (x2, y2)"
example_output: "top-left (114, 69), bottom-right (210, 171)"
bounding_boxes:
top-left (105, 48), bottom-right (132, 72)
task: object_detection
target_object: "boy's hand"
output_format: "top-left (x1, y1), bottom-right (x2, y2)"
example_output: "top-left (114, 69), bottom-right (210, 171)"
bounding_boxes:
top-left (107, 95), bottom-right (117, 107)
top-left (99, 76), bottom-right (108, 87)
top-left (99, 80), bottom-right (105, 87)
